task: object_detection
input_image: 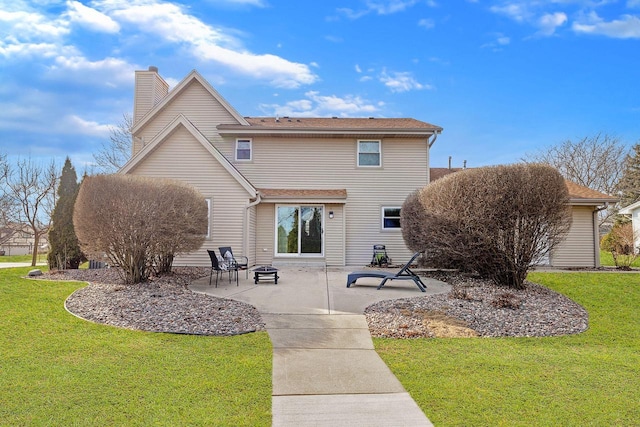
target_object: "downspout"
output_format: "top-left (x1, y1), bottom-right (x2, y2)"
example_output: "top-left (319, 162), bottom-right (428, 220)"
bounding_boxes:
top-left (592, 203), bottom-right (609, 268)
top-left (427, 131), bottom-right (440, 184)
top-left (244, 192), bottom-right (262, 266)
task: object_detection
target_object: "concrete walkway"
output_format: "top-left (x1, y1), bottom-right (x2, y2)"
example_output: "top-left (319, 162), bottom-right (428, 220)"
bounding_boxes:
top-left (190, 266), bottom-right (450, 426)
top-left (0, 262), bottom-right (46, 269)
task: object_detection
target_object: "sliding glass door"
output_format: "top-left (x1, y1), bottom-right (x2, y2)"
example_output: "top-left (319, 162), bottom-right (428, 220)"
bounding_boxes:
top-left (276, 205), bottom-right (323, 256)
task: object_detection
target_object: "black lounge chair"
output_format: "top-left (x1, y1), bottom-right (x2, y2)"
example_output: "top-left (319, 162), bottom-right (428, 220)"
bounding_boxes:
top-left (346, 252), bottom-right (426, 292)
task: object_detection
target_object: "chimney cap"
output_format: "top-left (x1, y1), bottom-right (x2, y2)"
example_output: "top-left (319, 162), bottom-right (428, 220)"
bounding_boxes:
top-left (148, 66), bottom-right (158, 72)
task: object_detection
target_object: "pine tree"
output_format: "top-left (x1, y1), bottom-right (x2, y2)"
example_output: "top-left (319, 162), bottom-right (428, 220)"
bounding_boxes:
top-left (47, 157), bottom-right (85, 269)
top-left (617, 143), bottom-right (640, 208)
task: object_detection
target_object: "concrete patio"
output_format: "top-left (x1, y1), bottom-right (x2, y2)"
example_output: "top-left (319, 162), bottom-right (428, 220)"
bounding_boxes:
top-left (190, 266), bottom-right (451, 427)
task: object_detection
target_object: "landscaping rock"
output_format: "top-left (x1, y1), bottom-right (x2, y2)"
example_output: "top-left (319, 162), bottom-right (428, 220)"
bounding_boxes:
top-left (28, 269), bottom-right (43, 277)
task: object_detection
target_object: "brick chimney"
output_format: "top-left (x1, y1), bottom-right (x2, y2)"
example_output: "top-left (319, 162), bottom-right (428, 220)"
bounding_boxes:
top-left (133, 66), bottom-right (169, 126)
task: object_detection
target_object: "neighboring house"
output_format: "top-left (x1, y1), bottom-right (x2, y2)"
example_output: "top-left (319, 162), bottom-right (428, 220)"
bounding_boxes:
top-left (0, 223), bottom-right (49, 256)
top-left (617, 200), bottom-right (640, 252)
top-left (121, 67), bottom-right (442, 267)
top-left (431, 167), bottom-right (618, 268)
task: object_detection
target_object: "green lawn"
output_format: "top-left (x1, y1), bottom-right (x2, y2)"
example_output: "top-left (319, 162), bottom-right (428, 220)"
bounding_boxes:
top-left (3, 265), bottom-right (639, 426)
top-left (374, 272), bottom-right (640, 426)
top-left (0, 254), bottom-right (37, 263)
top-left (0, 267), bottom-right (272, 426)
top-left (599, 249), bottom-right (640, 268)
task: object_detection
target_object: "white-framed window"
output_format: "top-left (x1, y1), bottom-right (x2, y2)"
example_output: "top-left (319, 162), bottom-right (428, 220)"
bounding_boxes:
top-left (382, 206), bottom-right (401, 230)
top-left (357, 140), bottom-right (381, 167)
top-left (235, 138), bottom-right (252, 161)
top-left (275, 205), bottom-right (324, 256)
top-left (205, 198), bottom-right (211, 238)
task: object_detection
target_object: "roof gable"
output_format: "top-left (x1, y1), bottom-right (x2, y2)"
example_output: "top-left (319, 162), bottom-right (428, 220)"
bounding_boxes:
top-left (120, 114), bottom-right (256, 197)
top-left (131, 70), bottom-right (249, 134)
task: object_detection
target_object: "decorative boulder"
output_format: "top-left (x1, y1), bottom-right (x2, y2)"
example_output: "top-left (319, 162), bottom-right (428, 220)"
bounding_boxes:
top-left (28, 269), bottom-right (43, 277)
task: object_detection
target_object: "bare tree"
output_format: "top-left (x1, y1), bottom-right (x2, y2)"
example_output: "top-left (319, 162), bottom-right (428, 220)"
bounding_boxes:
top-left (524, 133), bottom-right (627, 225)
top-left (403, 164), bottom-right (572, 289)
top-left (74, 174), bottom-right (207, 284)
top-left (93, 113), bottom-right (133, 173)
top-left (3, 156), bottom-right (58, 266)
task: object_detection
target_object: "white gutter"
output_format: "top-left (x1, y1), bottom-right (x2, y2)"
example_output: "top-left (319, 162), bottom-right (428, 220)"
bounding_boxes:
top-left (427, 131), bottom-right (440, 184)
top-left (244, 192), bottom-right (262, 266)
top-left (428, 131), bottom-right (440, 148)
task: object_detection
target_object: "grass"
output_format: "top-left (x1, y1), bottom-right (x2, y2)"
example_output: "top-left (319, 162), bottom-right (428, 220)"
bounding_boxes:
top-left (599, 249), bottom-right (640, 268)
top-left (374, 272), bottom-right (640, 426)
top-left (0, 254), bottom-right (37, 263)
top-left (0, 267), bottom-right (272, 426)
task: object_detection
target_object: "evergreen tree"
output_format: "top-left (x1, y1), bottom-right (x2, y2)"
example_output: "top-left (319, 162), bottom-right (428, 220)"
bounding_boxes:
top-left (617, 143), bottom-right (640, 208)
top-left (48, 157), bottom-right (85, 269)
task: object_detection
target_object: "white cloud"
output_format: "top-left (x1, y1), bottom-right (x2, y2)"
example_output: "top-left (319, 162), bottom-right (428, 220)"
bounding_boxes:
top-left (418, 18), bottom-right (435, 29)
top-left (489, 3), bottom-right (530, 22)
top-left (64, 115), bottom-right (112, 136)
top-left (629, 0), bottom-right (640, 8)
top-left (0, 41), bottom-right (69, 58)
top-left (537, 12), bottom-right (567, 36)
top-left (260, 91), bottom-right (381, 117)
top-left (355, 64), bottom-right (362, 73)
top-left (337, 0), bottom-right (420, 19)
top-left (66, 1), bottom-right (120, 33)
top-left (95, 0), bottom-right (317, 88)
top-left (573, 12), bottom-right (640, 38)
top-left (47, 56), bottom-right (137, 86)
top-left (380, 70), bottom-right (432, 92)
top-left (0, 9), bottom-right (70, 39)
top-left (218, 0), bottom-right (268, 6)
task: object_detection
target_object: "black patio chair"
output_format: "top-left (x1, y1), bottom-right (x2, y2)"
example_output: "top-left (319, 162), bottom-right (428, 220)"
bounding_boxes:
top-left (219, 246), bottom-right (249, 279)
top-left (347, 251), bottom-right (426, 292)
top-left (208, 249), bottom-right (238, 287)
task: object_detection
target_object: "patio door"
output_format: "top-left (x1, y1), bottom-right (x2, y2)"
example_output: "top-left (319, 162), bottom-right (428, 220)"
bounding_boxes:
top-left (276, 205), bottom-right (323, 256)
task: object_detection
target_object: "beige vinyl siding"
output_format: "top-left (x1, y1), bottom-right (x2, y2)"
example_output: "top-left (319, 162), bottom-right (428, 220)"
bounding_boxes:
top-left (255, 203), bottom-right (275, 266)
top-left (324, 204), bottom-right (345, 266)
top-left (134, 80), bottom-right (240, 156)
top-left (254, 203), bottom-right (345, 266)
top-left (237, 136), bottom-right (429, 265)
top-left (551, 206), bottom-right (596, 267)
top-left (127, 125), bottom-right (252, 267)
top-left (133, 71), bottom-right (169, 153)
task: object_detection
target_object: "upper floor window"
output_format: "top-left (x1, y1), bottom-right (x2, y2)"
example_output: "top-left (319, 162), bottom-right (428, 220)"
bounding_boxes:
top-left (382, 207), bottom-right (401, 229)
top-left (358, 140), bottom-right (381, 167)
top-left (235, 139), bottom-right (252, 161)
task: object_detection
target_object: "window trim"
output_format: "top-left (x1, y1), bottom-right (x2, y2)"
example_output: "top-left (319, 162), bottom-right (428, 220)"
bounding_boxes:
top-left (274, 204), bottom-right (325, 257)
top-left (235, 138), bottom-right (252, 161)
top-left (357, 139), bottom-right (381, 167)
top-left (381, 206), bottom-right (402, 230)
top-left (205, 198), bottom-right (211, 238)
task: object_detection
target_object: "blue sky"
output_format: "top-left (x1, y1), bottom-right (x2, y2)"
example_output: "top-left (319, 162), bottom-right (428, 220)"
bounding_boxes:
top-left (1, 0), bottom-right (639, 171)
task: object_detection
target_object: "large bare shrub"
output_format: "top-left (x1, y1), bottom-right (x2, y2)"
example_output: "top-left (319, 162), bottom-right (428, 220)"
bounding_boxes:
top-left (404, 164), bottom-right (572, 289)
top-left (601, 220), bottom-right (637, 269)
top-left (74, 175), bottom-right (207, 284)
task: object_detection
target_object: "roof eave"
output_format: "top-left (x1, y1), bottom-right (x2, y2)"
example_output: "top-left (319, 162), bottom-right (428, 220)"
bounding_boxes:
top-left (217, 127), bottom-right (442, 137)
top-left (569, 198), bottom-right (618, 206)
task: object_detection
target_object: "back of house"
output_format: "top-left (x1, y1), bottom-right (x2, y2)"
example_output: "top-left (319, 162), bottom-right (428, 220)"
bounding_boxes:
top-left (121, 67), bottom-right (442, 267)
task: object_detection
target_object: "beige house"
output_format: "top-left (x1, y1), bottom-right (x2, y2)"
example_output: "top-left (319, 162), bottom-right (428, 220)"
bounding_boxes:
top-left (122, 66), bottom-right (615, 269)
top-left (121, 67), bottom-right (442, 267)
top-left (0, 223), bottom-right (49, 256)
top-left (431, 168), bottom-right (618, 268)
